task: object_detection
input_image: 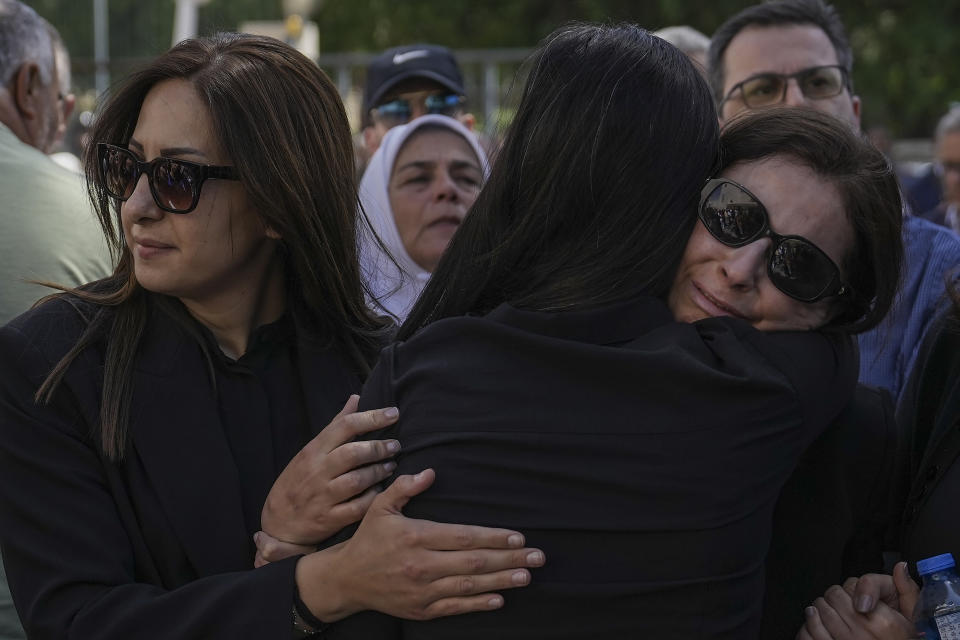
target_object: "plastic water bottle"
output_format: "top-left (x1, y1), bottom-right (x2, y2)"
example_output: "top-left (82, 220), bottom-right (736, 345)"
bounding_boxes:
top-left (914, 553), bottom-right (960, 639)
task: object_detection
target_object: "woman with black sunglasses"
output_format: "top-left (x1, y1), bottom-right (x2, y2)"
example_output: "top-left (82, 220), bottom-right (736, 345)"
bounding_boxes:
top-left (316, 29), bottom-right (903, 639)
top-left (0, 34), bottom-right (544, 639)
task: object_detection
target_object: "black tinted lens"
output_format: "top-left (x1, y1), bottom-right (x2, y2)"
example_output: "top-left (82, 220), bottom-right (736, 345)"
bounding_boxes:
top-left (769, 238), bottom-right (839, 301)
top-left (700, 182), bottom-right (768, 246)
top-left (152, 158), bottom-right (198, 212)
top-left (100, 145), bottom-right (138, 199)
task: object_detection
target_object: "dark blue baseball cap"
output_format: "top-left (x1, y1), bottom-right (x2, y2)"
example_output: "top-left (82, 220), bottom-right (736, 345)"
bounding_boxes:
top-left (363, 44), bottom-right (465, 111)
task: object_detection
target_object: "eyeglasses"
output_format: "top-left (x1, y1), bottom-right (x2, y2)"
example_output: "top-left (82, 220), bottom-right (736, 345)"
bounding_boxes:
top-left (935, 160), bottom-right (960, 177)
top-left (698, 178), bottom-right (849, 302)
top-left (97, 143), bottom-right (238, 214)
top-left (719, 65), bottom-right (849, 111)
top-left (371, 91), bottom-right (464, 128)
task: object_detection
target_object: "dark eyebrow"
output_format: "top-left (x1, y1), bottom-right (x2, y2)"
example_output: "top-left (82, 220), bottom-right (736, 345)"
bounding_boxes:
top-left (450, 160), bottom-right (482, 174)
top-left (127, 138), bottom-right (208, 159)
top-left (393, 160), bottom-right (435, 174)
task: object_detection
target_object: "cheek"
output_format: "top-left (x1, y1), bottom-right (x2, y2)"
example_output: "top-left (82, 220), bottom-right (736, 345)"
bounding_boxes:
top-left (754, 294), bottom-right (833, 331)
top-left (389, 193), bottom-right (423, 241)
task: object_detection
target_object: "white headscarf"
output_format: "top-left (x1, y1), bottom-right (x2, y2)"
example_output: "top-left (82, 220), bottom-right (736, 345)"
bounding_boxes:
top-left (358, 114), bottom-right (490, 321)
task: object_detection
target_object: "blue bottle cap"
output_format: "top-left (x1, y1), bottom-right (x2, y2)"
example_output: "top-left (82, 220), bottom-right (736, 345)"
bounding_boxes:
top-left (917, 553), bottom-right (956, 576)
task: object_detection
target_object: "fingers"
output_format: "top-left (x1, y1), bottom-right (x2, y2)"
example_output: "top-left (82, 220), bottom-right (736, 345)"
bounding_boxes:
top-left (853, 573), bottom-right (897, 613)
top-left (411, 547), bottom-right (546, 583)
top-left (801, 605), bottom-right (838, 640)
top-left (416, 520), bottom-right (532, 552)
top-left (326, 487), bottom-right (379, 527)
top-left (374, 470), bottom-right (436, 515)
top-left (254, 531), bottom-right (316, 564)
top-left (419, 593), bottom-right (505, 620)
top-left (892, 562), bottom-right (920, 617)
top-left (325, 440), bottom-right (400, 480)
top-left (322, 402), bottom-right (400, 448)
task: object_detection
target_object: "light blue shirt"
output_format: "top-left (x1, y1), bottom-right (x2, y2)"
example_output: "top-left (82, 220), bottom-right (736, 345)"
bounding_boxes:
top-left (859, 215), bottom-right (960, 406)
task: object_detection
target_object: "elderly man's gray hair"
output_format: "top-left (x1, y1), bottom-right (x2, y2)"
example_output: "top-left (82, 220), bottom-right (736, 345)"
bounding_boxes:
top-left (935, 105), bottom-right (960, 143)
top-left (0, 0), bottom-right (55, 88)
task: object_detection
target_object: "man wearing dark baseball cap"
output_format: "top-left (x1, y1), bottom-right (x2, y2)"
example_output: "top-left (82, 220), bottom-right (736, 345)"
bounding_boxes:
top-left (362, 44), bottom-right (475, 153)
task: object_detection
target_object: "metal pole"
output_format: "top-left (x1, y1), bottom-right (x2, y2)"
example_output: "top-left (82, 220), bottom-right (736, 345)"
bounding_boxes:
top-left (93, 0), bottom-right (109, 95)
top-left (484, 61), bottom-right (499, 131)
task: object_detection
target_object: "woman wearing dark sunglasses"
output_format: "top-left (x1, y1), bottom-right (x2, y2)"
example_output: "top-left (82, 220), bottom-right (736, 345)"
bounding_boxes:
top-left (0, 34), bottom-right (544, 639)
top-left (670, 107), bottom-right (899, 334)
top-left (322, 30), bottom-right (903, 639)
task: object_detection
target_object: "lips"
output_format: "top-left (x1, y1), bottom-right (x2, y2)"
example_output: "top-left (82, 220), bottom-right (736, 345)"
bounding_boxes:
top-left (691, 280), bottom-right (749, 320)
top-left (426, 215), bottom-right (462, 229)
top-left (135, 238), bottom-right (174, 249)
top-left (132, 237), bottom-right (175, 259)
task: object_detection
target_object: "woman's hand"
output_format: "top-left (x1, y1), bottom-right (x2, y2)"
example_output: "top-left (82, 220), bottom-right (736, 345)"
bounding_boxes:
top-left (253, 531), bottom-right (313, 568)
top-left (796, 563), bottom-right (919, 640)
top-left (261, 395), bottom-right (400, 545)
top-left (295, 469), bottom-right (546, 622)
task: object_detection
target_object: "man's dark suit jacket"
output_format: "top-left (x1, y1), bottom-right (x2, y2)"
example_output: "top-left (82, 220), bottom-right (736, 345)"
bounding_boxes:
top-left (762, 384), bottom-right (898, 638)
top-left (898, 308), bottom-right (960, 567)
top-left (336, 296), bottom-right (857, 639)
top-left (0, 296), bottom-right (359, 639)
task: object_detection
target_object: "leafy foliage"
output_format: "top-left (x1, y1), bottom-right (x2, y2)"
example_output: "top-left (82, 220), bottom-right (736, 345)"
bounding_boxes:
top-left (26, 0), bottom-right (960, 136)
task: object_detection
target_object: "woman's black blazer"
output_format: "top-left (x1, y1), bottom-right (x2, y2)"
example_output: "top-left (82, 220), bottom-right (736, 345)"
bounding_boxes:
top-left (0, 297), bottom-right (359, 639)
top-left (334, 295), bottom-right (858, 639)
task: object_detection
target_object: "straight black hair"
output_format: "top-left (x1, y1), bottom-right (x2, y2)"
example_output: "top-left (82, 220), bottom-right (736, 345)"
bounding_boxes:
top-left (399, 23), bottom-right (719, 339)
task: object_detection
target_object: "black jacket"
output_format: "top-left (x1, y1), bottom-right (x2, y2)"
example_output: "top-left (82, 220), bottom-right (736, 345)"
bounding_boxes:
top-left (0, 296), bottom-right (359, 639)
top-left (335, 296), bottom-right (858, 639)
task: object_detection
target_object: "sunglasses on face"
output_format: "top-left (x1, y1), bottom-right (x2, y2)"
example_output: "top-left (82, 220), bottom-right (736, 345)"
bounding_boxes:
top-left (719, 65), bottom-right (849, 111)
top-left (97, 143), bottom-right (238, 214)
top-left (698, 178), bottom-right (849, 303)
top-left (371, 92), bottom-right (464, 127)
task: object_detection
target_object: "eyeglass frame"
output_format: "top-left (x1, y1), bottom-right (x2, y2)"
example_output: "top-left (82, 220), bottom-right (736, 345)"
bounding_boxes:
top-left (96, 143), bottom-right (239, 214)
top-left (718, 64), bottom-right (851, 113)
top-left (698, 177), bottom-right (850, 303)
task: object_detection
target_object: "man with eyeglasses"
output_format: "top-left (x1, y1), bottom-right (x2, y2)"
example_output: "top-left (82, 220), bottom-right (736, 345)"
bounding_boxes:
top-left (708, 0), bottom-right (960, 636)
top-left (361, 44), bottom-right (475, 156)
top-left (918, 106), bottom-right (960, 234)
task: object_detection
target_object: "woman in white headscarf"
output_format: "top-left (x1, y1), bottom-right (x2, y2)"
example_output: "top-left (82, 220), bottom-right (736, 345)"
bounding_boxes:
top-left (359, 114), bottom-right (489, 320)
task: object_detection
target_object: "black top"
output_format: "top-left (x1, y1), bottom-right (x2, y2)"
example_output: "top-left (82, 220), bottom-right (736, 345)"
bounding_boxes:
top-left (897, 307), bottom-right (960, 568)
top-left (333, 295), bottom-right (857, 640)
top-left (0, 295), bottom-right (362, 639)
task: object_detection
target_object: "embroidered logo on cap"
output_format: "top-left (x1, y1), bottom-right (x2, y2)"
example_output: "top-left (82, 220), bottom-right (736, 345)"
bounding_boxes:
top-left (392, 50), bottom-right (429, 65)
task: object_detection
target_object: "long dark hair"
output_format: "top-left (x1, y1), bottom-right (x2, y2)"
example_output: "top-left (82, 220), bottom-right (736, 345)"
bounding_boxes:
top-left (716, 108), bottom-right (903, 334)
top-left (37, 33), bottom-right (391, 460)
top-left (399, 23), bottom-right (719, 339)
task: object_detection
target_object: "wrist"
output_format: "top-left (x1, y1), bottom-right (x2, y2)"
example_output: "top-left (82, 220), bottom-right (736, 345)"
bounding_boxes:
top-left (294, 546), bottom-right (357, 623)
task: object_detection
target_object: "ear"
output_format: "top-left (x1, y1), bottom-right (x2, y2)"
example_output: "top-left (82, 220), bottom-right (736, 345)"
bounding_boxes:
top-left (62, 93), bottom-right (76, 123)
top-left (458, 112), bottom-right (476, 131)
top-left (850, 94), bottom-right (862, 130)
top-left (362, 125), bottom-right (379, 152)
top-left (265, 226), bottom-right (282, 241)
top-left (12, 62), bottom-right (43, 122)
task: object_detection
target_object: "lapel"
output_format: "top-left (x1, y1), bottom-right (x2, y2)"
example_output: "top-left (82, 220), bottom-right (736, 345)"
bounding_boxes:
top-left (129, 302), bottom-right (251, 577)
top-left (295, 327), bottom-right (364, 438)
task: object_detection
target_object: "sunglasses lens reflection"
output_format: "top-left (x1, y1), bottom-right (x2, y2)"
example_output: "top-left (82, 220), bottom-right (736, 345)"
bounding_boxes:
top-left (154, 159), bottom-right (196, 211)
top-left (701, 183), bottom-right (766, 245)
top-left (770, 239), bottom-right (836, 301)
top-left (101, 146), bottom-right (138, 199)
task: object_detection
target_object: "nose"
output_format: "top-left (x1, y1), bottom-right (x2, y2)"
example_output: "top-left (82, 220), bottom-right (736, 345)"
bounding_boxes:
top-left (122, 173), bottom-right (162, 223)
top-left (432, 172), bottom-right (460, 203)
top-left (782, 78), bottom-right (808, 107)
top-left (719, 239), bottom-right (769, 290)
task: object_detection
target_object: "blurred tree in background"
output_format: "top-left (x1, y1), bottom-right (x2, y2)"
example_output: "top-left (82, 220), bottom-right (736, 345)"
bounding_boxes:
top-left (25, 0), bottom-right (960, 138)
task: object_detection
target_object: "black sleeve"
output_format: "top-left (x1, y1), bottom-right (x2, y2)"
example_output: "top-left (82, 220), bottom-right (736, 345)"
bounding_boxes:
top-left (0, 322), bottom-right (298, 640)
